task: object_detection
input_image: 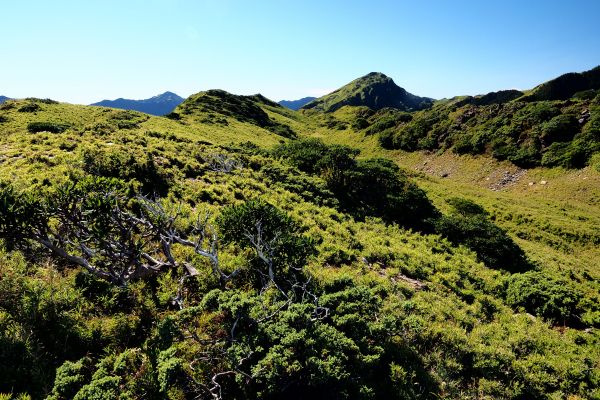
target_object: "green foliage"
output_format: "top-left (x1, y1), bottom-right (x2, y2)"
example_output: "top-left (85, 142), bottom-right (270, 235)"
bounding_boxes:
top-left (273, 138), bottom-right (339, 174)
top-left (258, 163), bottom-right (337, 207)
top-left (47, 358), bottom-right (91, 400)
top-left (0, 94), bottom-right (598, 399)
top-left (540, 114), bottom-right (578, 145)
top-left (376, 94), bottom-right (600, 168)
top-left (217, 200), bottom-right (316, 289)
top-left (17, 103), bottom-right (41, 113)
top-left (506, 271), bottom-right (582, 324)
top-left (340, 158), bottom-right (438, 229)
top-left (81, 147), bottom-right (171, 195)
top-left (274, 139), bottom-right (438, 230)
top-left (108, 110), bottom-right (148, 129)
top-left (434, 198), bottom-right (530, 272)
top-left (72, 376), bottom-right (120, 400)
top-left (363, 110), bottom-right (412, 136)
top-left (27, 122), bottom-right (70, 134)
top-left (149, 279), bottom-right (439, 400)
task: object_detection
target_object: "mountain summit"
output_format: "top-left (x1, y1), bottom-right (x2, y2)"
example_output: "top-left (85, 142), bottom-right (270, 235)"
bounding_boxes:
top-left (0, 95), bottom-right (11, 104)
top-left (91, 91), bottom-right (184, 116)
top-left (302, 72), bottom-right (433, 112)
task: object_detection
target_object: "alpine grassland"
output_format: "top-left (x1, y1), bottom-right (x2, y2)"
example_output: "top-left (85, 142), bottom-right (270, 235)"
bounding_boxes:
top-left (0, 67), bottom-right (599, 400)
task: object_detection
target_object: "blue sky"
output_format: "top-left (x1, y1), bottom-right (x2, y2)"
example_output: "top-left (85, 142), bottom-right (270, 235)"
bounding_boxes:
top-left (2, 0), bottom-right (599, 104)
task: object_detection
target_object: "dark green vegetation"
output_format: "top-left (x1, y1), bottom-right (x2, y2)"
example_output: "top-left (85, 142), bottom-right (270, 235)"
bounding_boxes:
top-left (375, 86), bottom-right (600, 168)
top-left (521, 65), bottom-right (600, 102)
top-left (302, 72), bottom-right (433, 112)
top-left (273, 138), bottom-right (437, 229)
top-left (0, 67), bottom-right (598, 400)
top-left (27, 122), bottom-right (71, 134)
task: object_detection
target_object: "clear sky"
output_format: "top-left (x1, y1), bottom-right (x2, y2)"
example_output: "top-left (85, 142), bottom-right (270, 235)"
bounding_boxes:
top-left (2, 0), bottom-right (599, 104)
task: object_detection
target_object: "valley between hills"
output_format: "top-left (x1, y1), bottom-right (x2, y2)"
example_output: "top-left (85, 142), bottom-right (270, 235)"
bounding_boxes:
top-left (0, 66), bottom-right (599, 399)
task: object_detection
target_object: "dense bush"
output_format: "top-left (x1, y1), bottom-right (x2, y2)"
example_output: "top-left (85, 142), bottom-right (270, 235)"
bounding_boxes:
top-left (27, 122), bottom-right (70, 133)
top-left (273, 138), bottom-right (346, 174)
top-left (274, 139), bottom-right (438, 230)
top-left (540, 114), bottom-right (578, 145)
top-left (17, 103), bottom-right (41, 113)
top-left (217, 200), bottom-right (316, 290)
top-left (143, 278), bottom-right (438, 400)
top-left (434, 198), bottom-right (530, 272)
top-left (363, 110), bottom-right (411, 135)
top-left (81, 147), bottom-right (171, 196)
top-left (506, 271), bottom-right (582, 325)
top-left (338, 158), bottom-right (438, 229)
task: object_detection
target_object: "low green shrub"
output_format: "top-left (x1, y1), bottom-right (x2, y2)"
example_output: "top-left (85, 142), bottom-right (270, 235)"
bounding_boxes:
top-left (506, 271), bottom-right (582, 325)
top-left (81, 147), bottom-right (171, 196)
top-left (434, 198), bottom-right (530, 272)
top-left (27, 122), bottom-right (70, 133)
top-left (17, 103), bottom-right (41, 113)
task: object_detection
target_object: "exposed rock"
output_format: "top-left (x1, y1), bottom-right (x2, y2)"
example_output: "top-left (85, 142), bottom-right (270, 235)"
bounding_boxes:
top-left (489, 168), bottom-right (527, 191)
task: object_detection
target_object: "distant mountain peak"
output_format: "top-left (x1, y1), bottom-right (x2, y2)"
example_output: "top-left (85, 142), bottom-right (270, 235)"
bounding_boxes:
top-left (91, 92), bottom-right (184, 116)
top-left (151, 91), bottom-right (182, 100)
top-left (279, 96), bottom-right (317, 110)
top-left (302, 72), bottom-right (433, 112)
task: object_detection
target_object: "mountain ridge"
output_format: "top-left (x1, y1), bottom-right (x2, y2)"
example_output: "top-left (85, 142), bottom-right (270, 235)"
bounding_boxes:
top-left (279, 96), bottom-right (317, 110)
top-left (520, 65), bottom-right (600, 102)
top-left (91, 91), bottom-right (184, 116)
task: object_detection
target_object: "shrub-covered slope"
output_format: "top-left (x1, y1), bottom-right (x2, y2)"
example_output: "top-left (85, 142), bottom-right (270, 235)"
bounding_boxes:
top-left (305, 66), bottom-right (600, 170)
top-left (369, 89), bottom-right (600, 168)
top-left (520, 65), bottom-right (600, 102)
top-left (302, 72), bottom-right (433, 113)
top-left (0, 93), bottom-right (598, 400)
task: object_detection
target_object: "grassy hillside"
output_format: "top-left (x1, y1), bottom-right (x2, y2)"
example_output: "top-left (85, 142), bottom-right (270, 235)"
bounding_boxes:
top-left (0, 94), bottom-right (598, 399)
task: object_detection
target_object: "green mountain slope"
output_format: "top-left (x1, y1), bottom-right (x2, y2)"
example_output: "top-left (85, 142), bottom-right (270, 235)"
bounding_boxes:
top-left (302, 72), bottom-right (433, 112)
top-left (0, 82), bottom-right (598, 400)
top-left (520, 65), bottom-right (600, 102)
top-left (357, 71), bottom-right (600, 169)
